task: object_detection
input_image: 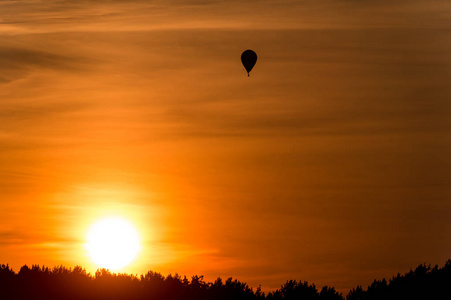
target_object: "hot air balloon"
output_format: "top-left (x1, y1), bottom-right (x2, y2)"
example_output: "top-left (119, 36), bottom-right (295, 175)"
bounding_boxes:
top-left (241, 50), bottom-right (257, 77)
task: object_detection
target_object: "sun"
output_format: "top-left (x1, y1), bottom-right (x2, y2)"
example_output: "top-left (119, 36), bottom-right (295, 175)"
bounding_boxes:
top-left (86, 217), bottom-right (141, 271)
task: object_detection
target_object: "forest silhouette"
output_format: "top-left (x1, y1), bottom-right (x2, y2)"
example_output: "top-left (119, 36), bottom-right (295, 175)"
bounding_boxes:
top-left (1, 260), bottom-right (451, 300)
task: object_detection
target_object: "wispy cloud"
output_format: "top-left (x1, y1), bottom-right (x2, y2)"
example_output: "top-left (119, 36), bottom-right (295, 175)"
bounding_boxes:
top-left (1, 0), bottom-right (450, 294)
top-left (2, 0), bottom-right (450, 34)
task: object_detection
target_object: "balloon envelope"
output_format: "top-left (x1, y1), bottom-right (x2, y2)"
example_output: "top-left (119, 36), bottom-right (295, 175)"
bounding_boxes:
top-left (241, 50), bottom-right (257, 76)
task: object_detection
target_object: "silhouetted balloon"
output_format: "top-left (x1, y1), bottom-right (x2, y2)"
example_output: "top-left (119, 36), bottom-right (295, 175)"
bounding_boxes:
top-left (241, 50), bottom-right (257, 77)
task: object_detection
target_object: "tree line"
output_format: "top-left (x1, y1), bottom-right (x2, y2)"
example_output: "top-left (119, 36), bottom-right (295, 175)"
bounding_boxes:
top-left (1, 260), bottom-right (450, 299)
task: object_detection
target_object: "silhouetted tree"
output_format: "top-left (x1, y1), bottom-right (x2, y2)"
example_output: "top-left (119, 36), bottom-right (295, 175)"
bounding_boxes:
top-left (319, 286), bottom-right (343, 300)
top-left (2, 260), bottom-right (451, 300)
top-left (344, 261), bottom-right (451, 300)
top-left (279, 280), bottom-right (319, 300)
top-left (346, 285), bottom-right (364, 300)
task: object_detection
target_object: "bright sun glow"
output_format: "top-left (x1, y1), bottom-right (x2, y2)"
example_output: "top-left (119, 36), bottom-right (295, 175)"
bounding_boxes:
top-left (86, 217), bottom-right (141, 270)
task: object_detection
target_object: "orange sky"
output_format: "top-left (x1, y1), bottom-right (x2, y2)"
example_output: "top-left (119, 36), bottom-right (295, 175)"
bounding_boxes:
top-left (1, 0), bottom-right (451, 293)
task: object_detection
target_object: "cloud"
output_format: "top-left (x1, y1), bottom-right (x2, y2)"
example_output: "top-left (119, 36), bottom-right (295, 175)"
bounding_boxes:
top-left (0, 44), bottom-right (92, 83)
top-left (2, 0), bottom-right (449, 34)
top-left (0, 229), bottom-right (78, 247)
top-left (0, 1), bottom-right (450, 293)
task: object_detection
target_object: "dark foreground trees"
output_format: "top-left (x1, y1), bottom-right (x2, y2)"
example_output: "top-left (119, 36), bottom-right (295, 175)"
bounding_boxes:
top-left (346, 260), bottom-right (451, 300)
top-left (1, 260), bottom-right (451, 300)
top-left (0, 264), bottom-right (341, 300)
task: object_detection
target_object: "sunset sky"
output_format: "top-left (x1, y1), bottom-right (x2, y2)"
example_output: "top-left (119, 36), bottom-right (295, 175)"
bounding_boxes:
top-left (1, 0), bottom-right (451, 293)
